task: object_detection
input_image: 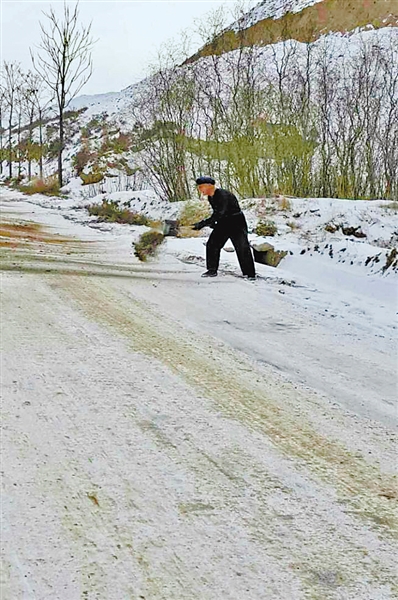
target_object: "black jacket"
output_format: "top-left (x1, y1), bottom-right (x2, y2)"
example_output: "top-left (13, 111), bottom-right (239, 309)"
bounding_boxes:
top-left (197, 188), bottom-right (242, 229)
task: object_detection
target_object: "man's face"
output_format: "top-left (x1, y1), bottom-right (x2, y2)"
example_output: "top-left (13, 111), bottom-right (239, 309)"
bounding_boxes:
top-left (197, 183), bottom-right (215, 197)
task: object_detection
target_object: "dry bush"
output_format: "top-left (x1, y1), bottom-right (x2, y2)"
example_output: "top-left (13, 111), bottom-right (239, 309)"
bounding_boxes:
top-left (255, 220), bottom-right (278, 236)
top-left (277, 196), bottom-right (292, 211)
top-left (87, 200), bottom-right (150, 225)
top-left (72, 147), bottom-right (98, 175)
top-left (19, 176), bottom-right (60, 196)
top-left (179, 200), bottom-right (210, 227)
top-left (133, 230), bottom-right (165, 261)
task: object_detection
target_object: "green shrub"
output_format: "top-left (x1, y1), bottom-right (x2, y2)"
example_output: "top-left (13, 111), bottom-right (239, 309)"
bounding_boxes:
top-left (87, 200), bottom-right (150, 226)
top-left (133, 230), bottom-right (165, 261)
top-left (255, 219), bottom-right (278, 236)
top-left (19, 176), bottom-right (60, 196)
top-left (80, 171), bottom-right (104, 185)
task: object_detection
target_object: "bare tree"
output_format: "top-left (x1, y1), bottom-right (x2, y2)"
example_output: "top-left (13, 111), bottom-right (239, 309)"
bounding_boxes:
top-left (2, 61), bottom-right (22, 179)
top-left (0, 84), bottom-right (5, 175)
top-left (22, 71), bottom-right (49, 180)
top-left (30, 80), bottom-right (49, 181)
top-left (31, 2), bottom-right (95, 186)
top-left (15, 81), bottom-right (25, 179)
top-left (374, 31), bottom-right (398, 199)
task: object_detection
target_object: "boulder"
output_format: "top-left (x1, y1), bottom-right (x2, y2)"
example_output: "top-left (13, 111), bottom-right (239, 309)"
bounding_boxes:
top-left (325, 222), bottom-right (339, 233)
top-left (252, 242), bottom-right (274, 252)
top-left (251, 243), bottom-right (287, 267)
top-left (341, 225), bottom-right (366, 238)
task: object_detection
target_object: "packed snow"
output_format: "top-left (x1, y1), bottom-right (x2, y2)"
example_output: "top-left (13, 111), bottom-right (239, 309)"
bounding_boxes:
top-left (3, 183), bottom-right (396, 377)
top-left (2, 182), bottom-right (397, 599)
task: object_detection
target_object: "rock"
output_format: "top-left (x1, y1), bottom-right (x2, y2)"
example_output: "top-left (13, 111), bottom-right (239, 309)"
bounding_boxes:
top-left (223, 246), bottom-right (235, 253)
top-left (325, 222), bottom-right (339, 233)
top-left (251, 242), bottom-right (274, 253)
top-left (382, 247), bottom-right (397, 273)
top-left (341, 225), bottom-right (366, 238)
top-left (251, 242), bottom-right (287, 267)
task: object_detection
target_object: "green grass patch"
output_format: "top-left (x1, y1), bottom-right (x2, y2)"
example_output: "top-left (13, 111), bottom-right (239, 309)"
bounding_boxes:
top-left (80, 171), bottom-right (104, 185)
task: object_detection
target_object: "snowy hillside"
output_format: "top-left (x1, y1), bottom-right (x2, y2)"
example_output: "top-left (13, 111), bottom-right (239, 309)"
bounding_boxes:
top-left (69, 27), bottom-right (397, 128)
top-left (68, 79), bottom-right (148, 121)
top-left (2, 0), bottom-right (397, 206)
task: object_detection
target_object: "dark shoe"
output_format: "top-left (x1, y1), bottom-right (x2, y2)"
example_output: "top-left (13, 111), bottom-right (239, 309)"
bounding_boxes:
top-left (248, 276), bottom-right (256, 281)
top-left (201, 270), bottom-right (217, 277)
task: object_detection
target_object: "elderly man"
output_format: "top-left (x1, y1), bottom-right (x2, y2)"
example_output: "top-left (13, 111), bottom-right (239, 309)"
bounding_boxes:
top-left (192, 176), bottom-right (256, 280)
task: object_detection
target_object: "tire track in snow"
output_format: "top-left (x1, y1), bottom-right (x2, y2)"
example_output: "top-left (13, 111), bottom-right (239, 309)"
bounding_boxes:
top-left (2, 229), bottom-right (397, 598)
top-left (57, 274), bottom-right (397, 538)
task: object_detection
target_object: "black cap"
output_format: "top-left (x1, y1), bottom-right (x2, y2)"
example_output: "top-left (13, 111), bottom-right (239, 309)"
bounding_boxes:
top-left (196, 176), bottom-right (215, 185)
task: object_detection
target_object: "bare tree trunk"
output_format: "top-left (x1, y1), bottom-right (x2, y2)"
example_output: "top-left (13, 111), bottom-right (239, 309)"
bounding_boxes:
top-left (31, 3), bottom-right (95, 188)
top-left (38, 108), bottom-right (44, 179)
top-left (8, 107), bottom-right (12, 179)
top-left (58, 110), bottom-right (64, 187)
top-left (27, 103), bottom-right (35, 180)
top-left (0, 95), bottom-right (4, 175)
top-left (17, 109), bottom-right (22, 178)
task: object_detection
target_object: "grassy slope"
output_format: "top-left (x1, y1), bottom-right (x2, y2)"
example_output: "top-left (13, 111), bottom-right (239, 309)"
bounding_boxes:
top-left (186, 0), bottom-right (398, 62)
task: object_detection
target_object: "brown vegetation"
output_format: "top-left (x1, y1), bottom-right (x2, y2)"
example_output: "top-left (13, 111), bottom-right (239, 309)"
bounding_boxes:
top-left (87, 200), bottom-right (150, 226)
top-left (188, 0), bottom-right (398, 61)
top-left (0, 220), bottom-right (71, 246)
top-left (18, 176), bottom-right (60, 196)
top-left (255, 220), bottom-right (278, 236)
top-left (133, 230), bottom-right (165, 261)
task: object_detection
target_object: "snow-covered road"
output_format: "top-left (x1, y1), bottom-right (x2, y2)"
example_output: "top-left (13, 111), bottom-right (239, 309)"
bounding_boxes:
top-left (1, 193), bottom-right (397, 599)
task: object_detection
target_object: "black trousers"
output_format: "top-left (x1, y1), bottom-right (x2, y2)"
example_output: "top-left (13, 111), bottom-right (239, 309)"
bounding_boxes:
top-left (206, 213), bottom-right (255, 277)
